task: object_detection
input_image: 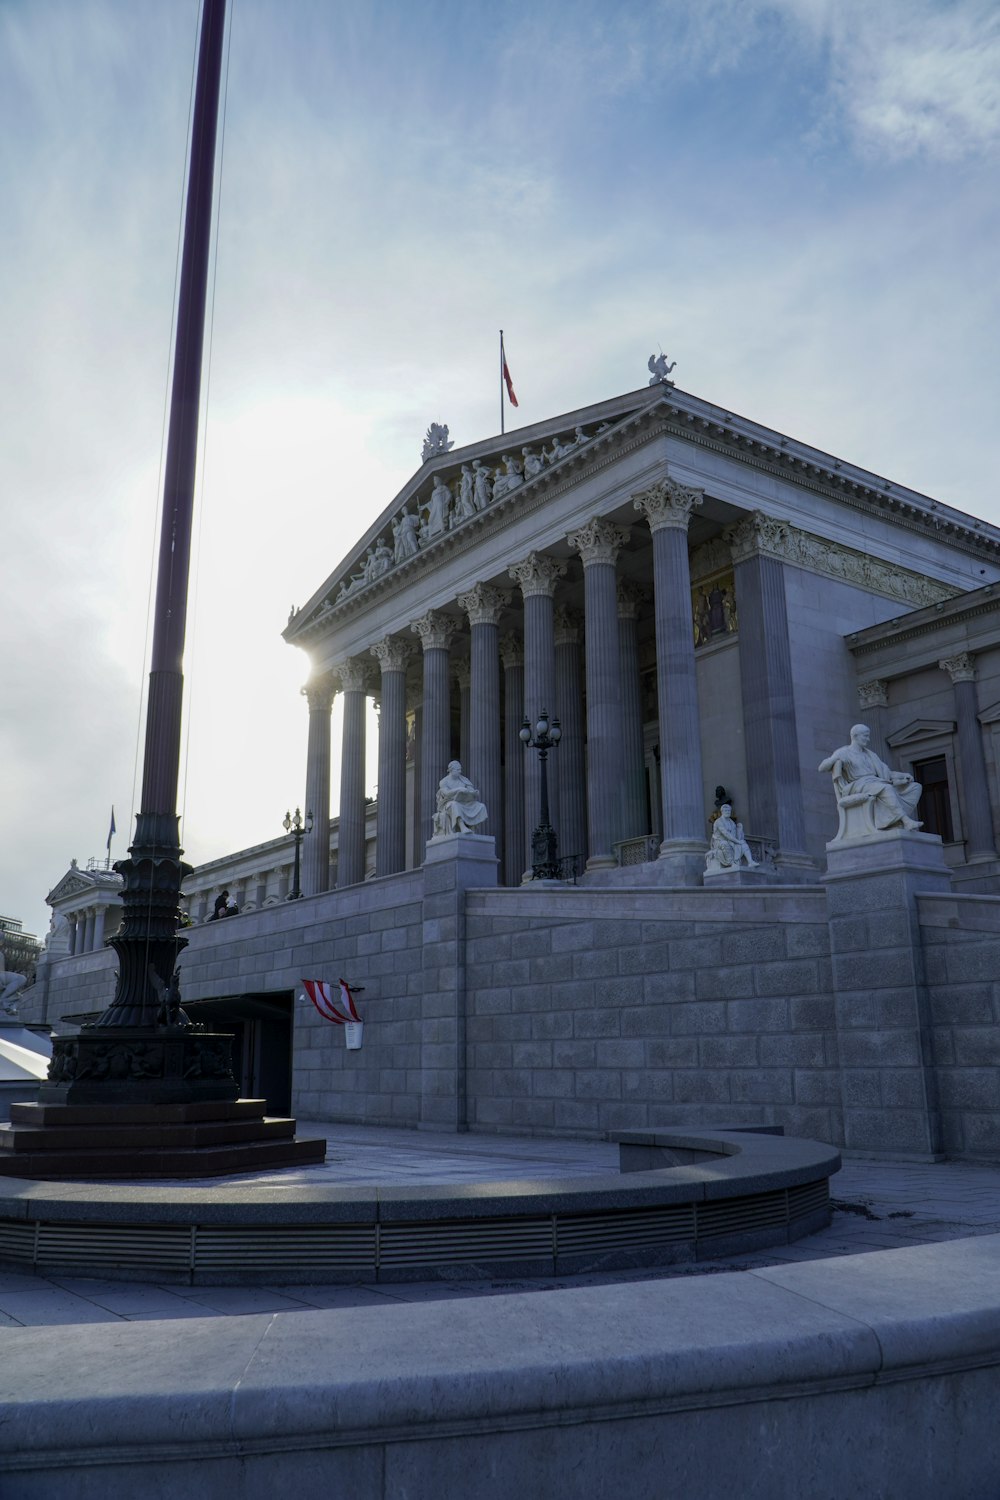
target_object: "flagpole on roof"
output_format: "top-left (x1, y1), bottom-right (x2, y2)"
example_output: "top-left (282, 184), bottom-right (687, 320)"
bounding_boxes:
top-left (499, 329), bottom-right (505, 436)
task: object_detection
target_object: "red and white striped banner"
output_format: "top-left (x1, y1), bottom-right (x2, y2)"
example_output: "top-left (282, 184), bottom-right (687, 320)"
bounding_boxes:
top-left (302, 978), bottom-right (362, 1025)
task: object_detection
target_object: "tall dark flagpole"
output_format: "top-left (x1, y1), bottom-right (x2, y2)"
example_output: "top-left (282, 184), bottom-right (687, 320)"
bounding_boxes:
top-left (99, 0), bottom-right (228, 1029)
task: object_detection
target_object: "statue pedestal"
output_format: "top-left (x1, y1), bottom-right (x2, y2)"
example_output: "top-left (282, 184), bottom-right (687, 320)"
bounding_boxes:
top-left (703, 866), bottom-right (776, 888)
top-left (824, 828), bottom-right (951, 1161)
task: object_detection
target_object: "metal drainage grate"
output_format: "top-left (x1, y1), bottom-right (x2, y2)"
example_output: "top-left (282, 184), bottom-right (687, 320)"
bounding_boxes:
top-left (194, 1224), bottom-right (375, 1272)
top-left (0, 1221), bottom-right (34, 1265)
top-left (788, 1178), bottom-right (829, 1220)
top-left (696, 1189), bottom-right (791, 1241)
top-left (379, 1216), bottom-right (552, 1267)
top-left (556, 1204), bottom-right (696, 1257)
top-left (36, 1222), bottom-right (192, 1271)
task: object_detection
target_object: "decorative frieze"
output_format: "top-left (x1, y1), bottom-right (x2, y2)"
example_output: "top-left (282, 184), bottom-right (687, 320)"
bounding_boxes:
top-left (457, 582), bottom-right (511, 627)
top-left (370, 637), bottom-right (412, 675)
top-left (508, 552), bottom-right (567, 599)
top-left (939, 652), bottom-right (977, 684)
top-left (724, 509), bottom-right (959, 609)
top-left (633, 476), bottom-right (704, 533)
top-left (567, 518), bottom-right (630, 567)
top-left (411, 609), bottom-right (457, 652)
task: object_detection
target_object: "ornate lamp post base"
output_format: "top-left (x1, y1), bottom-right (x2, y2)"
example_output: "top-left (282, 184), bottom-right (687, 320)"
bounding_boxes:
top-left (42, 1026), bottom-right (238, 1108)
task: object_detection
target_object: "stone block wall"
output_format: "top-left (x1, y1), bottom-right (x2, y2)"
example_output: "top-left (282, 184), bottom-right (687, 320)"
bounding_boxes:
top-left (919, 892), bottom-right (1000, 1158)
top-left (462, 888), bottom-right (840, 1140)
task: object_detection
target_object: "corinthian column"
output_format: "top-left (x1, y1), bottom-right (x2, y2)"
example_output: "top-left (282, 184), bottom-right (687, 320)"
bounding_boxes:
top-left (508, 552), bottom-right (567, 878)
top-left (500, 633), bottom-right (525, 886)
top-left (939, 652), bottom-right (998, 862)
top-left (634, 477), bottom-right (706, 882)
top-left (554, 607), bottom-right (587, 870)
top-left (412, 610), bottom-right (457, 850)
top-left (618, 579), bottom-right (649, 841)
top-left (336, 657), bottom-right (370, 887)
top-left (457, 583), bottom-right (510, 845)
top-left (568, 518), bottom-right (629, 869)
top-left (725, 511), bottom-right (809, 873)
top-left (371, 636), bottom-right (411, 876)
top-left (301, 671), bottom-right (336, 895)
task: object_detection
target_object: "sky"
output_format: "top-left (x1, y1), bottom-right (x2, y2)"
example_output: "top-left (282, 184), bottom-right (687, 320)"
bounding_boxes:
top-left (1, 0), bottom-right (998, 944)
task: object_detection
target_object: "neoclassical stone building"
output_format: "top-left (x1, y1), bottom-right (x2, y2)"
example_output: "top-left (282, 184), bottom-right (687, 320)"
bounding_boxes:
top-left (284, 380), bottom-right (1000, 893)
top-left (20, 380), bottom-right (1000, 1160)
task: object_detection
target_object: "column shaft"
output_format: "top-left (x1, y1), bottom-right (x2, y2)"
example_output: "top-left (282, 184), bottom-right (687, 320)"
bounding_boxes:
top-left (618, 585), bottom-right (647, 840)
top-left (412, 611), bottom-right (456, 852)
top-left (939, 655), bottom-right (998, 861)
top-left (555, 611), bottom-right (587, 870)
top-left (502, 638), bottom-right (526, 886)
top-left (337, 662), bottom-right (369, 887)
top-left (302, 673), bottom-right (336, 896)
top-left (372, 640), bottom-right (411, 877)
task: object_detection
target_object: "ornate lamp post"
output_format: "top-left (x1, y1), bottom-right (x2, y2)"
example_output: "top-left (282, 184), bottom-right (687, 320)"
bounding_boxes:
top-left (283, 807), bottom-right (313, 900)
top-left (520, 708), bottom-right (561, 879)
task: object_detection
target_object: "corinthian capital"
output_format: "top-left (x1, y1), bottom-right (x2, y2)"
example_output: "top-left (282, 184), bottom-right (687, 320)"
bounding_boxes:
top-left (567, 517), bottom-right (630, 566)
top-left (616, 579), bottom-right (647, 619)
top-left (724, 511), bottom-right (792, 565)
top-left (301, 671), bottom-right (337, 713)
top-left (857, 678), bottom-right (889, 710)
top-left (499, 633), bottom-right (524, 669)
top-left (632, 476), bottom-right (703, 533)
top-left (335, 657), bottom-right (372, 693)
top-left (939, 651), bottom-right (976, 684)
top-left (370, 636), bottom-right (412, 675)
top-left (507, 551), bottom-right (567, 599)
top-left (553, 606), bottom-right (581, 646)
top-left (411, 609), bottom-right (457, 652)
top-left (457, 582), bottom-right (511, 627)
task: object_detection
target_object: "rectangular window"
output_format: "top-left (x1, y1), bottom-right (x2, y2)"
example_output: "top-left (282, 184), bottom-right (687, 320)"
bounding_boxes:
top-left (912, 756), bottom-right (953, 841)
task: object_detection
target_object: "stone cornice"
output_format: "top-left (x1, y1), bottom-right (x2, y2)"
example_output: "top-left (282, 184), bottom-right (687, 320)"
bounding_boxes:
top-left (567, 517), bottom-right (630, 566)
top-left (848, 582), bottom-right (1000, 657)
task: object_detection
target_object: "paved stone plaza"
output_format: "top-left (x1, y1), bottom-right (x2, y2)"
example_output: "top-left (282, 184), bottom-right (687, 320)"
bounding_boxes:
top-left (3, 1121), bottom-right (1000, 1327)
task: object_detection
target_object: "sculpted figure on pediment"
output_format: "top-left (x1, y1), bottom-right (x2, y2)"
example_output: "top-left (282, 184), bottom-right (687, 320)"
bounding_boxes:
top-left (422, 477), bottom-right (452, 541)
top-left (545, 434), bottom-right (575, 464)
top-left (492, 454), bottom-right (524, 500)
top-left (572, 426), bottom-right (591, 447)
top-left (472, 459), bottom-right (493, 510)
top-left (393, 506), bottom-right (421, 563)
top-left (367, 538), bottom-right (393, 580)
top-left (454, 464), bottom-right (477, 523)
top-left (422, 423), bottom-right (453, 462)
top-left (522, 447), bottom-right (544, 480)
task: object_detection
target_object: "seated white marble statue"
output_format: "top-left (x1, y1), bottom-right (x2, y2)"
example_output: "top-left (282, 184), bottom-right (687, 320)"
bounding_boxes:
top-left (432, 761), bottom-right (488, 836)
top-left (0, 952), bottom-right (28, 1013)
top-left (705, 805), bottom-right (758, 873)
top-left (819, 723), bottom-right (922, 840)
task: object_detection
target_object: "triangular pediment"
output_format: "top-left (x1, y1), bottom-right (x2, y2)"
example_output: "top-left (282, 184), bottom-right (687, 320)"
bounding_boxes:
top-left (286, 387), bottom-right (660, 638)
top-left (46, 868), bottom-right (96, 903)
top-left (887, 718), bottom-right (956, 748)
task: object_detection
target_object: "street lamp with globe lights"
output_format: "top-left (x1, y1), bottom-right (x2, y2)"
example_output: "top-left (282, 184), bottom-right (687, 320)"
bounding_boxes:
top-left (519, 709), bottom-right (562, 880)
top-left (283, 807), bottom-right (313, 900)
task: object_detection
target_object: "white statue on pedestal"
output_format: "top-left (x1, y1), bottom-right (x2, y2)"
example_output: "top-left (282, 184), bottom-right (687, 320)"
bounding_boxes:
top-left (705, 805), bottom-right (758, 874)
top-left (433, 761), bottom-right (488, 836)
top-left (819, 724), bottom-right (922, 842)
top-left (0, 951), bottom-right (28, 1013)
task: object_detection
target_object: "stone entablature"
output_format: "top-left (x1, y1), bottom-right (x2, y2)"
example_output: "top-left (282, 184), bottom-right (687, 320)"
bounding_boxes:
top-left (846, 583), bottom-right (1000, 678)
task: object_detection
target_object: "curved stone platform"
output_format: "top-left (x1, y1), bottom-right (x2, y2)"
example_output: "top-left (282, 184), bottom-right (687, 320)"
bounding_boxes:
top-left (3, 1234), bottom-right (1000, 1499)
top-left (0, 1129), bottom-right (838, 1285)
